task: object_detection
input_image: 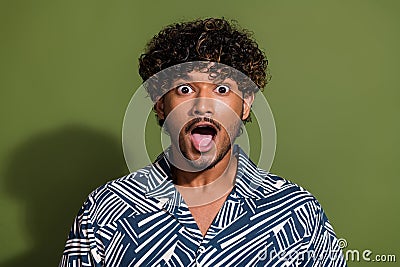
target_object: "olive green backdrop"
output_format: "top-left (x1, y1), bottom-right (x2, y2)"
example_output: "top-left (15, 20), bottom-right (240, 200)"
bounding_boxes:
top-left (0, 0), bottom-right (399, 266)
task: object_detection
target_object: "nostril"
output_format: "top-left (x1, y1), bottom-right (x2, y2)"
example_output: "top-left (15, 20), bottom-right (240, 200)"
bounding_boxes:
top-left (193, 110), bottom-right (213, 117)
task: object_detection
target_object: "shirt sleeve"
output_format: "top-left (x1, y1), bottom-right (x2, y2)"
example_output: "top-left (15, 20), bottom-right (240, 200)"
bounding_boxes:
top-left (59, 195), bottom-right (104, 267)
top-left (300, 199), bottom-right (347, 267)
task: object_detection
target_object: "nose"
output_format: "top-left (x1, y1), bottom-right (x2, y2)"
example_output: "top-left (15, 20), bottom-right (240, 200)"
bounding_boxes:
top-left (192, 86), bottom-right (215, 117)
top-left (192, 96), bottom-right (214, 117)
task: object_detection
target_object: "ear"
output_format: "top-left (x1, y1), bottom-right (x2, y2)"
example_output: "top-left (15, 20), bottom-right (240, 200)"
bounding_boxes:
top-left (242, 92), bottom-right (255, 120)
top-left (154, 97), bottom-right (165, 120)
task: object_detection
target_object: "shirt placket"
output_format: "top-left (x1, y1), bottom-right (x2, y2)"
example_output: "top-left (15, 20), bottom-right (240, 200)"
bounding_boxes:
top-left (195, 189), bottom-right (256, 266)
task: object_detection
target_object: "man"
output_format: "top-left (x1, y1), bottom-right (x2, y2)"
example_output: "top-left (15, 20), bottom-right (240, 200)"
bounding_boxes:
top-left (60, 18), bottom-right (347, 266)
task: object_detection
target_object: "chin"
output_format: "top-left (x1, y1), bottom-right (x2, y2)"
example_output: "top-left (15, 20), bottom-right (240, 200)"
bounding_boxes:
top-left (181, 144), bottom-right (217, 168)
top-left (188, 157), bottom-right (215, 170)
top-left (182, 142), bottom-right (231, 171)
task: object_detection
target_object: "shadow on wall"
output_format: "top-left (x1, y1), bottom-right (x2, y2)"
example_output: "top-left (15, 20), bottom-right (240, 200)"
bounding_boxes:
top-left (1, 125), bottom-right (128, 267)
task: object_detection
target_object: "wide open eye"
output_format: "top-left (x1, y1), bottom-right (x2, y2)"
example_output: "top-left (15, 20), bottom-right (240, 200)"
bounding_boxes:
top-left (214, 85), bottom-right (230, 95)
top-left (176, 84), bottom-right (194, 95)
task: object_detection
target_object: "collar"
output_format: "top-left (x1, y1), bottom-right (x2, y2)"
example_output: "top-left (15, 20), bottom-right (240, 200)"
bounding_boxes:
top-left (144, 145), bottom-right (267, 204)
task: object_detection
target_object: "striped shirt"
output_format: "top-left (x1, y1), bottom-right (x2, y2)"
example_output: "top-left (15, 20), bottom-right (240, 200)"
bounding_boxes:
top-left (60, 146), bottom-right (347, 266)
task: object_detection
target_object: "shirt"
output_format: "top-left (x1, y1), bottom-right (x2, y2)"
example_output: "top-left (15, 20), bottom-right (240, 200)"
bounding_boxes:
top-left (60, 146), bottom-right (347, 266)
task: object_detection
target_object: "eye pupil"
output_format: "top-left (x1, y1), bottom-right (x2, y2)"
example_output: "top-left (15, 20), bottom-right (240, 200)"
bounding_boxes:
top-left (218, 85), bottom-right (228, 94)
top-left (181, 86), bottom-right (189, 94)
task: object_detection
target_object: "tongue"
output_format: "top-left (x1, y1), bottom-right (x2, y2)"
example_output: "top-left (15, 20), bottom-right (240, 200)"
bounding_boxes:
top-left (191, 133), bottom-right (213, 152)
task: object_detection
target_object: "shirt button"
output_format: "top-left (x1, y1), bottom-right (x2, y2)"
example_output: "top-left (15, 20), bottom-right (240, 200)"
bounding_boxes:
top-left (198, 246), bottom-right (205, 253)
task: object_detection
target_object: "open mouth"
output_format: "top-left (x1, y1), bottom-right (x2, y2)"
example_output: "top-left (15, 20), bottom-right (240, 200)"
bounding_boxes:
top-left (190, 124), bottom-right (217, 153)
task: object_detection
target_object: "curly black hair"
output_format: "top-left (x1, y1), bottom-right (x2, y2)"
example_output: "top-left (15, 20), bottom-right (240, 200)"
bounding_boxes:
top-left (138, 17), bottom-right (270, 124)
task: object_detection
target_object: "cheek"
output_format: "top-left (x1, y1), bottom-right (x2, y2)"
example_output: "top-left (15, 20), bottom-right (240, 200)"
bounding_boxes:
top-left (163, 98), bottom-right (182, 118)
top-left (162, 99), bottom-right (192, 135)
top-left (213, 99), bottom-right (243, 135)
top-left (162, 96), bottom-right (174, 114)
top-left (215, 98), bottom-right (243, 117)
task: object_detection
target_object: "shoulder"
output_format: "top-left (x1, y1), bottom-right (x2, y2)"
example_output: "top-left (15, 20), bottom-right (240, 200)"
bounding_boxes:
top-left (255, 169), bottom-right (324, 219)
top-left (79, 165), bottom-right (157, 227)
top-left (255, 169), bottom-right (337, 233)
top-left (237, 169), bottom-right (331, 243)
top-left (257, 169), bottom-right (317, 201)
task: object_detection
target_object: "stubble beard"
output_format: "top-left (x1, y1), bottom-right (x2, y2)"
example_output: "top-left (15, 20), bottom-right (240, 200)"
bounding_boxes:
top-left (176, 119), bottom-right (242, 171)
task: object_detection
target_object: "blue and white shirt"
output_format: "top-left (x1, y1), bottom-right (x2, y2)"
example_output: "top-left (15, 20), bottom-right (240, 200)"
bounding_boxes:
top-left (60, 146), bottom-right (347, 266)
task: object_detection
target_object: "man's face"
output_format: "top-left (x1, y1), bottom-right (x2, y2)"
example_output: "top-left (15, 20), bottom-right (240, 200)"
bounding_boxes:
top-left (155, 71), bottom-right (254, 171)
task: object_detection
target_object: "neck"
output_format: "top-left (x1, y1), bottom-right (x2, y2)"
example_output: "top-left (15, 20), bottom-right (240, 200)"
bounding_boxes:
top-left (168, 146), bottom-right (238, 207)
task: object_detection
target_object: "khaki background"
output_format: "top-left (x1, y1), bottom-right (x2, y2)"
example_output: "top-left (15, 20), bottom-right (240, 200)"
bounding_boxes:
top-left (0, 0), bottom-right (399, 266)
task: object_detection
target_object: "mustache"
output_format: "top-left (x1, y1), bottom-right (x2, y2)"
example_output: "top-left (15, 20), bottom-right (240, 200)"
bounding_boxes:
top-left (184, 117), bottom-right (222, 134)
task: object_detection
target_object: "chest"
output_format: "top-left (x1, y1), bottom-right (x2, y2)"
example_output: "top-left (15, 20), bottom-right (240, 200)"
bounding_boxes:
top-left (188, 195), bottom-right (228, 236)
top-left (104, 197), bottom-right (307, 267)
